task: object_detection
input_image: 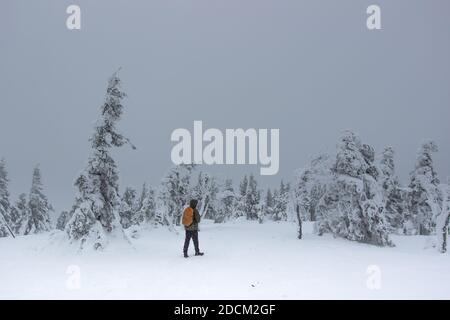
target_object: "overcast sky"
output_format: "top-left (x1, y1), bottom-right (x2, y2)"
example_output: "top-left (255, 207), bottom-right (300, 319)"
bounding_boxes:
top-left (1, 0), bottom-right (449, 214)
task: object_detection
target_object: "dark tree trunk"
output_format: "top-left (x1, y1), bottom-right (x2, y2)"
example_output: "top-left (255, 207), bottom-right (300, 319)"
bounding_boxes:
top-left (310, 207), bottom-right (316, 222)
top-left (296, 204), bottom-right (302, 240)
top-left (440, 213), bottom-right (450, 253)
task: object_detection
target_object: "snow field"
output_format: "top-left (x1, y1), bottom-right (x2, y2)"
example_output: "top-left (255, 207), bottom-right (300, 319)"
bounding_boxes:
top-left (0, 220), bottom-right (449, 299)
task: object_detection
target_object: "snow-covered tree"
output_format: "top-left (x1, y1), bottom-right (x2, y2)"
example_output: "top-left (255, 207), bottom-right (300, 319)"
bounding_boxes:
top-left (56, 211), bottom-right (71, 231)
top-left (231, 174), bottom-right (261, 220)
top-left (333, 131), bottom-right (368, 178)
top-left (215, 179), bottom-right (236, 223)
top-left (0, 159), bottom-right (13, 237)
top-left (263, 189), bottom-right (274, 219)
top-left (379, 146), bottom-right (407, 232)
top-left (193, 172), bottom-right (219, 220)
top-left (239, 175), bottom-right (248, 198)
top-left (256, 191), bottom-right (265, 223)
top-left (134, 183), bottom-right (156, 225)
top-left (119, 187), bottom-right (138, 229)
top-left (317, 131), bottom-right (392, 246)
top-left (10, 193), bottom-right (29, 234)
top-left (64, 70), bottom-right (135, 249)
top-left (293, 154), bottom-right (332, 222)
top-left (155, 164), bottom-right (195, 226)
top-left (9, 207), bottom-right (20, 235)
top-left (293, 172), bottom-right (309, 224)
top-left (407, 141), bottom-right (442, 235)
top-left (245, 174), bottom-right (260, 220)
top-left (272, 181), bottom-right (290, 221)
top-left (23, 165), bottom-right (53, 235)
top-left (436, 181), bottom-right (450, 253)
top-left (234, 175), bottom-right (248, 219)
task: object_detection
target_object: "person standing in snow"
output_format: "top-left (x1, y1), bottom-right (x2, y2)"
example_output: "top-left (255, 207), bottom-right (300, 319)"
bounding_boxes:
top-left (182, 199), bottom-right (204, 258)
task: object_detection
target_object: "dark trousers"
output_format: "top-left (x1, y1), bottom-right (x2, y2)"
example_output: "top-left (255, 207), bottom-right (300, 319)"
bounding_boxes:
top-left (183, 230), bottom-right (200, 254)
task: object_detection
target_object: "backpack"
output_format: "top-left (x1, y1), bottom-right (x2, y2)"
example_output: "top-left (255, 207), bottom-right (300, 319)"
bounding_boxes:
top-left (182, 207), bottom-right (194, 226)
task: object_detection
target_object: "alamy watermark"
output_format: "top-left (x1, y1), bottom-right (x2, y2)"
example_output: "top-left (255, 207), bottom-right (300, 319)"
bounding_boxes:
top-left (171, 121), bottom-right (279, 176)
top-left (366, 264), bottom-right (382, 290)
top-left (66, 265), bottom-right (81, 290)
top-left (65, 4), bottom-right (382, 31)
top-left (66, 5), bottom-right (81, 30)
top-left (367, 5), bottom-right (381, 30)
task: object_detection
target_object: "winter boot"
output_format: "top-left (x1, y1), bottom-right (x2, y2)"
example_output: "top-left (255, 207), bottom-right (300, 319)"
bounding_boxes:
top-left (195, 252), bottom-right (204, 256)
top-left (184, 252), bottom-right (189, 258)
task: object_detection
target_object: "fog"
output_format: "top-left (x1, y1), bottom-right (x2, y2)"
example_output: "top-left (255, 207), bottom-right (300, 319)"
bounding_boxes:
top-left (1, 0), bottom-right (449, 213)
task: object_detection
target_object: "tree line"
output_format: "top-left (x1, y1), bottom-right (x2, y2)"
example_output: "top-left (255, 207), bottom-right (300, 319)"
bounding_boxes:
top-left (0, 161), bottom-right (53, 238)
top-left (293, 131), bottom-right (450, 251)
top-left (0, 71), bottom-right (448, 252)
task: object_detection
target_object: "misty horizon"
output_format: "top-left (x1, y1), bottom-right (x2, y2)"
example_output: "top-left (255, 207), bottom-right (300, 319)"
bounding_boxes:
top-left (1, 0), bottom-right (449, 214)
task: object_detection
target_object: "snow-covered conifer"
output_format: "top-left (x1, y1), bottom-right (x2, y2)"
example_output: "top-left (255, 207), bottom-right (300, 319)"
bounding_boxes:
top-left (256, 191), bottom-right (265, 223)
top-left (56, 211), bottom-right (70, 231)
top-left (10, 193), bottom-right (29, 234)
top-left (379, 146), bottom-right (406, 232)
top-left (272, 180), bottom-right (290, 221)
top-left (119, 187), bottom-right (138, 229)
top-left (436, 181), bottom-right (450, 253)
top-left (245, 174), bottom-right (260, 220)
top-left (293, 154), bottom-right (332, 222)
top-left (0, 159), bottom-right (13, 237)
top-left (193, 172), bottom-right (219, 220)
top-left (317, 131), bottom-right (392, 246)
top-left (239, 175), bottom-right (248, 198)
top-left (263, 189), bottom-right (274, 218)
top-left (216, 179), bottom-right (236, 223)
top-left (64, 70), bottom-right (135, 249)
top-left (134, 183), bottom-right (156, 225)
top-left (407, 141), bottom-right (442, 235)
top-left (24, 165), bottom-right (53, 235)
top-left (155, 164), bottom-right (195, 226)
top-left (9, 207), bottom-right (20, 235)
top-left (234, 175), bottom-right (248, 218)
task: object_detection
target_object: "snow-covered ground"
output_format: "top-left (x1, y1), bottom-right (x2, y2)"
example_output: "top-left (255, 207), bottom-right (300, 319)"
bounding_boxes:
top-left (1, 220), bottom-right (449, 299)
